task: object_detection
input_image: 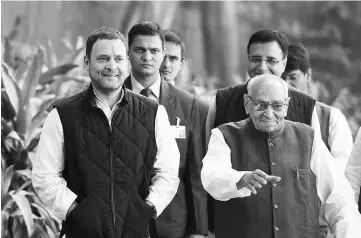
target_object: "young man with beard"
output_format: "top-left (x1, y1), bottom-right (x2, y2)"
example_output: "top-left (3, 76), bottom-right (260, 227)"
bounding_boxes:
top-left (32, 27), bottom-right (180, 238)
top-left (124, 21), bottom-right (209, 238)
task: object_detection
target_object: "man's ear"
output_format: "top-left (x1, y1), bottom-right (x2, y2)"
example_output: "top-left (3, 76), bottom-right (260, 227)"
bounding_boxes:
top-left (306, 68), bottom-right (312, 81)
top-left (281, 56), bottom-right (288, 72)
top-left (162, 47), bottom-right (166, 60)
top-left (84, 55), bottom-right (90, 71)
top-left (180, 57), bottom-right (185, 68)
top-left (243, 94), bottom-right (250, 115)
top-left (284, 96), bottom-right (291, 116)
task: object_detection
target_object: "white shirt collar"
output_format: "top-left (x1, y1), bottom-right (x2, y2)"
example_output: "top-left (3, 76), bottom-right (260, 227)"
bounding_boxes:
top-left (130, 73), bottom-right (161, 99)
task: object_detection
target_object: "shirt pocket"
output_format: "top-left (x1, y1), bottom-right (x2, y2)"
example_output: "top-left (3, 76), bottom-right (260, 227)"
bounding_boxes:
top-left (293, 167), bottom-right (310, 196)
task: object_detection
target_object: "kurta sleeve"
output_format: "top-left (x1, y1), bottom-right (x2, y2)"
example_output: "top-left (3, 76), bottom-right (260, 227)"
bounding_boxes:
top-left (201, 128), bottom-right (251, 201)
top-left (311, 133), bottom-right (361, 237)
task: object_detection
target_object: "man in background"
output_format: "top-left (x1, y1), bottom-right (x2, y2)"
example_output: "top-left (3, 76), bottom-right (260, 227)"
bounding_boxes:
top-left (282, 42), bottom-right (353, 237)
top-left (159, 29), bottom-right (186, 85)
top-left (125, 21), bottom-right (209, 238)
top-left (282, 42), bottom-right (353, 168)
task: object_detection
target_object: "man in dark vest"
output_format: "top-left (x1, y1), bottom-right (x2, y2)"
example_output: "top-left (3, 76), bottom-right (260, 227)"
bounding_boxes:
top-left (125, 21), bottom-right (209, 238)
top-left (282, 42), bottom-right (353, 168)
top-left (201, 74), bottom-right (361, 238)
top-left (31, 27), bottom-right (180, 238)
top-left (205, 29), bottom-right (320, 233)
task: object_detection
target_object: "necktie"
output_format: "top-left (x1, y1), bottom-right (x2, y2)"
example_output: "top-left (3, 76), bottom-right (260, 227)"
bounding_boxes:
top-left (140, 88), bottom-right (152, 97)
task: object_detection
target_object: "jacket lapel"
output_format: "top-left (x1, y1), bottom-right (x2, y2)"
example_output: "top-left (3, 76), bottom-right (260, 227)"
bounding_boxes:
top-left (160, 78), bottom-right (175, 117)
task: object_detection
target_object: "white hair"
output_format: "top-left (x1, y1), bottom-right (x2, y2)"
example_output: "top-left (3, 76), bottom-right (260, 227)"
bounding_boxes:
top-left (247, 74), bottom-right (289, 97)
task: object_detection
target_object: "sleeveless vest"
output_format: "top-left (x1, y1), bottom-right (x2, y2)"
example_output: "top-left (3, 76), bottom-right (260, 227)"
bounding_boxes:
top-left (214, 119), bottom-right (321, 238)
top-left (315, 102), bottom-right (331, 150)
top-left (56, 85), bottom-right (158, 238)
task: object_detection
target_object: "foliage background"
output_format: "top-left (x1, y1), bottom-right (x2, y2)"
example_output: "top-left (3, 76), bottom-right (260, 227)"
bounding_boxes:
top-left (1, 1), bottom-right (361, 237)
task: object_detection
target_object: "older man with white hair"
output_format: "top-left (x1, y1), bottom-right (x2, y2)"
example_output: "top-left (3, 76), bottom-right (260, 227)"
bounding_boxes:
top-left (201, 74), bottom-right (361, 238)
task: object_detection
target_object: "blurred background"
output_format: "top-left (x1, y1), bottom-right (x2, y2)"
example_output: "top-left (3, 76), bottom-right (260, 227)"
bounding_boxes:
top-left (1, 1), bottom-right (361, 237)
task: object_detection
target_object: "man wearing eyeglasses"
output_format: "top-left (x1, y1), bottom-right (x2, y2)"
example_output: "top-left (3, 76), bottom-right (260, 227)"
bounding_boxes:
top-left (201, 74), bottom-right (361, 238)
top-left (205, 29), bottom-right (320, 234)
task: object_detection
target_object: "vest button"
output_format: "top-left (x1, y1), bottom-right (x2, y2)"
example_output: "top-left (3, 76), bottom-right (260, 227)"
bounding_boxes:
top-left (269, 142), bottom-right (273, 147)
top-left (275, 227), bottom-right (279, 231)
top-left (273, 183), bottom-right (278, 188)
top-left (271, 162), bottom-right (276, 166)
top-left (274, 204), bottom-right (279, 209)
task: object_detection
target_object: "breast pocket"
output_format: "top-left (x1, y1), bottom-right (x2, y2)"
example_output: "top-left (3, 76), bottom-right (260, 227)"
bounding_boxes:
top-left (293, 167), bottom-right (310, 197)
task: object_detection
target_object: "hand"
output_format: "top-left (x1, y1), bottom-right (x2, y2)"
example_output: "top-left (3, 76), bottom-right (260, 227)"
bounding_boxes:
top-left (236, 169), bottom-right (281, 195)
top-left (187, 235), bottom-right (205, 238)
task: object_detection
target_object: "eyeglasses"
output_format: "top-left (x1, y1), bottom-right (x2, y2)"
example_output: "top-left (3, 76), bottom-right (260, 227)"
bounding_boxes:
top-left (248, 56), bottom-right (285, 66)
top-left (247, 95), bottom-right (289, 112)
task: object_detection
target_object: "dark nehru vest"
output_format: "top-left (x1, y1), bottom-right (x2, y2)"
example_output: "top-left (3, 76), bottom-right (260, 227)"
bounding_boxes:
top-left (215, 119), bottom-right (321, 238)
top-left (56, 85), bottom-right (158, 238)
top-left (315, 101), bottom-right (331, 150)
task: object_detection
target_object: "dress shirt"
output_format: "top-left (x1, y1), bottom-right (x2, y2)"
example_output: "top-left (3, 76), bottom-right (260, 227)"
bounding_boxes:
top-left (32, 88), bottom-right (180, 221)
top-left (346, 127), bottom-right (361, 202)
top-left (326, 107), bottom-right (353, 170)
top-left (201, 128), bottom-right (361, 237)
top-left (205, 96), bottom-right (322, 146)
top-left (130, 73), bottom-right (161, 102)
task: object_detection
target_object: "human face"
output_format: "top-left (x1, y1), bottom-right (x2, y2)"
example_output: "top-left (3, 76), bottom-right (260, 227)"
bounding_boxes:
top-left (247, 41), bottom-right (287, 78)
top-left (128, 35), bottom-right (164, 78)
top-left (244, 81), bottom-right (289, 133)
top-left (84, 39), bottom-right (128, 93)
top-left (160, 42), bottom-right (184, 82)
top-left (282, 69), bottom-right (310, 93)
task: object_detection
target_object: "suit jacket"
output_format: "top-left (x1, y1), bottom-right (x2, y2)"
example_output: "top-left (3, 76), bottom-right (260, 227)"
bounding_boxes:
top-left (124, 76), bottom-right (209, 237)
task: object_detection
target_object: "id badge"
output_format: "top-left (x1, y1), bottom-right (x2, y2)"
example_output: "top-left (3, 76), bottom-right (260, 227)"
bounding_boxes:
top-left (171, 117), bottom-right (186, 139)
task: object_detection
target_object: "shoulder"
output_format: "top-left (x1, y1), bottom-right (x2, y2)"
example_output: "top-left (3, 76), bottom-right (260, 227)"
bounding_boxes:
top-left (54, 89), bottom-right (87, 110)
top-left (217, 83), bottom-right (247, 97)
top-left (125, 88), bottom-right (158, 108)
top-left (168, 83), bottom-right (195, 102)
top-left (316, 101), bottom-right (332, 111)
top-left (218, 118), bottom-right (248, 131)
top-left (288, 86), bottom-right (316, 102)
top-left (284, 120), bottom-right (314, 135)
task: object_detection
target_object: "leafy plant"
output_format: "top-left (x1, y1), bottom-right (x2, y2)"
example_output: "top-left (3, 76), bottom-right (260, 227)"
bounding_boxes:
top-left (1, 36), bottom-right (89, 237)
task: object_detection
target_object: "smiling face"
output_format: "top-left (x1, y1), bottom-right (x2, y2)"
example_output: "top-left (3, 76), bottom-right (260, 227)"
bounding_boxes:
top-left (160, 41), bottom-right (184, 82)
top-left (244, 75), bottom-right (289, 133)
top-left (128, 35), bottom-right (164, 79)
top-left (84, 39), bottom-right (128, 93)
top-left (247, 41), bottom-right (287, 78)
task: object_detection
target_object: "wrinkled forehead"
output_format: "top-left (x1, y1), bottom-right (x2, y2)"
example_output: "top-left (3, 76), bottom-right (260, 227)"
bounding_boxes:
top-left (252, 82), bottom-right (287, 101)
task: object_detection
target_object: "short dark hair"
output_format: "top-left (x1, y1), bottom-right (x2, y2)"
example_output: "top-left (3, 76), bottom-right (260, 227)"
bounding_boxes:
top-left (163, 29), bottom-right (186, 59)
top-left (86, 26), bottom-right (127, 59)
top-left (285, 42), bottom-right (311, 74)
top-left (247, 29), bottom-right (289, 57)
top-left (128, 21), bottom-right (165, 48)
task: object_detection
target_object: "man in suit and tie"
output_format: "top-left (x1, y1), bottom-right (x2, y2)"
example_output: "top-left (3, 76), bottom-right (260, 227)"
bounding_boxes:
top-left (124, 21), bottom-right (209, 238)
